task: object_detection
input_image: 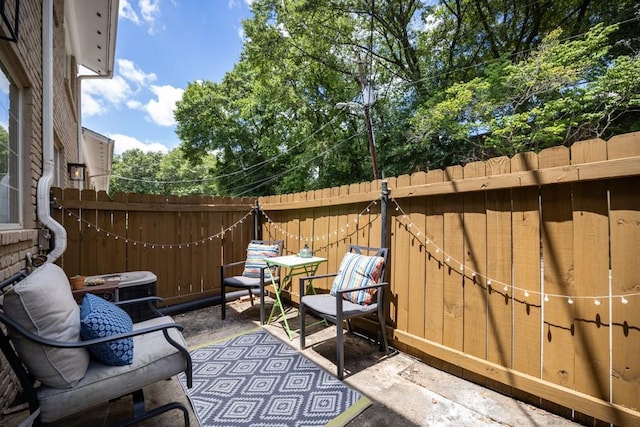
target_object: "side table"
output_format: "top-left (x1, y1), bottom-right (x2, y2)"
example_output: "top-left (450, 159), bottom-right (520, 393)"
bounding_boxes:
top-left (264, 255), bottom-right (327, 339)
top-left (72, 281), bottom-right (120, 304)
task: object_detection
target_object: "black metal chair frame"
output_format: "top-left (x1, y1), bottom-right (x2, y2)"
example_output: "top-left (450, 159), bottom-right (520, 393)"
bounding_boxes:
top-left (0, 272), bottom-right (193, 426)
top-left (299, 245), bottom-right (389, 379)
top-left (220, 239), bottom-right (284, 324)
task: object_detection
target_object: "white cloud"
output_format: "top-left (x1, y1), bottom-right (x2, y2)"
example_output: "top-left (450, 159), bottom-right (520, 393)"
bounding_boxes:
top-left (81, 76), bottom-right (132, 116)
top-left (119, 0), bottom-right (140, 25)
top-left (144, 85), bottom-right (185, 127)
top-left (119, 0), bottom-right (164, 35)
top-left (118, 59), bottom-right (157, 86)
top-left (108, 133), bottom-right (169, 155)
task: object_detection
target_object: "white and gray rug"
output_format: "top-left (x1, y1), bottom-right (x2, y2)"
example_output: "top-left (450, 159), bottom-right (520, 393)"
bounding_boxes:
top-left (178, 328), bottom-right (371, 426)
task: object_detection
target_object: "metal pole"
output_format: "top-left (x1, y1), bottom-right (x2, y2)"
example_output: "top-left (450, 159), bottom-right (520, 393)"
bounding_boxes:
top-left (380, 180), bottom-right (389, 248)
top-left (253, 200), bottom-right (261, 240)
top-left (356, 54), bottom-right (380, 180)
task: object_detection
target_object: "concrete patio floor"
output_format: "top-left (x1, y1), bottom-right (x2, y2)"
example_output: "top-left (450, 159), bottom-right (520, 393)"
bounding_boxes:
top-left (4, 297), bottom-right (581, 426)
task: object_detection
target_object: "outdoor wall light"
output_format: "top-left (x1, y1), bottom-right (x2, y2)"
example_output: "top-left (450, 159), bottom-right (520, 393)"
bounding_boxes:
top-left (67, 163), bottom-right (86, 181)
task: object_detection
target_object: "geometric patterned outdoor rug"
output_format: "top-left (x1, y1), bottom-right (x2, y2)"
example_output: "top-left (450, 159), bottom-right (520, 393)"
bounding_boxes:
top-left (178, 328), bottom-right (371, 426)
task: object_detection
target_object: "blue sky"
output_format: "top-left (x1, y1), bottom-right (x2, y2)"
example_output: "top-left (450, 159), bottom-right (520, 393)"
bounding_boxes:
top-left (81, 0), bottom-right (253, 155)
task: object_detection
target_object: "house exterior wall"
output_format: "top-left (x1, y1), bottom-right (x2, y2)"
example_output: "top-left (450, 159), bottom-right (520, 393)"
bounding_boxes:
top-left (0, 0), bottom-right (80, 411)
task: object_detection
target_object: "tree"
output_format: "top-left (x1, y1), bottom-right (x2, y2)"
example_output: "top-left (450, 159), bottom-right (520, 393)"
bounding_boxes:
top-left (109, 148), bottom-right (218, 196)
top-left (410, 24), bottom-right (640, 159)
top-left (173, 0), bottom-right (640, 193)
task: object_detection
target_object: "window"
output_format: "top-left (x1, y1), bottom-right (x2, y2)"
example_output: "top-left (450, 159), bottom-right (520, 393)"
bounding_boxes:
top-left (0, 66), bottom-right (21, 227)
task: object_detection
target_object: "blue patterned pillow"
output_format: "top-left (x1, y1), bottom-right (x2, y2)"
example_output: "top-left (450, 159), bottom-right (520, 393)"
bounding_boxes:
top-left (80, 294), bottom-right (134, 365)
top-left (242, 242), bottom-right (280, 278)
top-left (330, 252), bottom-right (385, 305)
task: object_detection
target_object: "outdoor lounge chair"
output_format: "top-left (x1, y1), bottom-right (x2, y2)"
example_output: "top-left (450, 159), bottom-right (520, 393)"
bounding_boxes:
top-left (299, 245), bottom-right (389, 379)
top-left (221, 239), bottom-right (283, 324)
top-left (0, 263), bottom-right (192, 426)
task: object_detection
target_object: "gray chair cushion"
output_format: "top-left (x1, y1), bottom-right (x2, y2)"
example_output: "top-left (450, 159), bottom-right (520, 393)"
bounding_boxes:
top-left (3, 263), bottom-right (90, 388)
top-left (223, 275), bottom-right (279, 289)
top-left (301, 294), bottom-right (377, 318)
top-left (37, 316), bottom-right (188, 423)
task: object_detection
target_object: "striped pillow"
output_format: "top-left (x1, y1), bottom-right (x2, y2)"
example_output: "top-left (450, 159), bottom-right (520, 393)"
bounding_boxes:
top-left (330, 252), bottom-right (385, 305)
top-left (242, 243), bottom-right (281, 278)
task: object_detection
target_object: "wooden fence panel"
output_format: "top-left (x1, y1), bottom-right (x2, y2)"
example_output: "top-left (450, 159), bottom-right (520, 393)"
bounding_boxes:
top-left (442, 166), bottom-right (465, 358)
top-left (485, 157), bottom-right (513, 380)
top-left (571, 140), bottom-right (611, 406)
top-left (462, 161), bottom-right (488, 383)
top-left (425, 170), bottom-right (445, 345)
top-left (394, 174), bottom-right (412, 333)
top-left (510, 152), bottom-right (542, 383)
top-left (407, 172), bottom-right (427, 338)
top-left (539, 147), bottom-right (576, 418)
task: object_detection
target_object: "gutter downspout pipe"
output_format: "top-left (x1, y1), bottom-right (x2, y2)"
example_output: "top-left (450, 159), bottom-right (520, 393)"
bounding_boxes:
top-left (37, 0), bottom-right (67, 263)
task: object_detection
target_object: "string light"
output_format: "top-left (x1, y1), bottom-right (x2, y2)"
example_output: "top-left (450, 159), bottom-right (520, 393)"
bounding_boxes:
top-left (389, 196), bottom-right (638, 306)
top-left (54, 200), bottom-right (253, 249)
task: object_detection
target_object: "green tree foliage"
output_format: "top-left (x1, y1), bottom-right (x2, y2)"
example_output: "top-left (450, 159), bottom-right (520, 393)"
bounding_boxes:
top-left (109, 148), bottom-right (217, 196)
top-left (173, 0), bottom-right (640, 195)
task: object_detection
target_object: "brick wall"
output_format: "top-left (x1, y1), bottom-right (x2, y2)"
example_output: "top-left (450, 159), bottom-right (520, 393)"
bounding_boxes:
top-left (0, 0), bottom-right (80, 414)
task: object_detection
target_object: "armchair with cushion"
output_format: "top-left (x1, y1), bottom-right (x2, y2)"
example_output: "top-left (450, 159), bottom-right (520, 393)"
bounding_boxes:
top-left (220, 239), bottom-right (284, 324)
top-left (299, 245), bottom-right (389, 379)
top-left (0, 263), bottom-right (192, 426)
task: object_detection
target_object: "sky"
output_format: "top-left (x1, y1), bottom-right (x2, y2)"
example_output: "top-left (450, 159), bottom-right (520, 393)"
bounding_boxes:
top-left (81, 0), bottom-right (253, 156)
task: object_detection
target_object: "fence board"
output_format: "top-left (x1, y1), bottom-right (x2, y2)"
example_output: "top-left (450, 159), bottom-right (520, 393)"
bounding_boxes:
top-left (539, 147), bottom-right (576, 417)
top-left (442, 166), bottom-right (465, 361)
top-left (485, 157), bottom-right (513, 383)
top-left (394, 175), bottom-right (412, 333)
top-left (571, 141), bottom-right (611, 404)
top-left (510, 152), bottom-right (542, 383)
top-left (425, 170), bottom-right (445, 344)
top-left (462, 161), bottom-right (488, 386)
top-left (407, 172), bottom-right (427, 338)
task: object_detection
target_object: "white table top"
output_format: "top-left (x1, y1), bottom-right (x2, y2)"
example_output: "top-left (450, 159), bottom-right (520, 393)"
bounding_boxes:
top-left (264, 254), bottom-right (327, 268)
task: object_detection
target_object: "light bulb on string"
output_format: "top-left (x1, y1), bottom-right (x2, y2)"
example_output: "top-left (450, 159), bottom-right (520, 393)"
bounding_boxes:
top-left (567, 297), bottom-right (574, 304)
top-left (544, 294), bottom-right (550, 302)
top-left (594, 299), bottom-right (601, 306)
top-left (621, 296), bottom-right (629, 304)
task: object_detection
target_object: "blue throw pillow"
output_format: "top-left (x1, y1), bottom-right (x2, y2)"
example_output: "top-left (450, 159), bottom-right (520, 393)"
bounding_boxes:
top-left (80, 294), bottom-right (134, 366)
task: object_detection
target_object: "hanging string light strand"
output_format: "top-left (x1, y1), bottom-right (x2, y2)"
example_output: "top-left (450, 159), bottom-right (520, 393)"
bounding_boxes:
top-left (259, 200), bottom-right (380, 244)
top-left (54, 199), bottom-right (254, 249)
top-left (390, 196), bottom-right (639, 305)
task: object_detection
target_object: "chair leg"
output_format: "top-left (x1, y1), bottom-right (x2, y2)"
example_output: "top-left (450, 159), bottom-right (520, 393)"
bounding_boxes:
top-left (121, 389), bottom-right (190, 427)
top-left (221, 280), bottom-right (226, 320)
top-left (336, 321), bottom-right (344, 380)
top-left (248, 289), bottom-right (254, 306)
top-left (378, 304), bottom-right (389, 353)
top-left (299, 302), bottom-right (306, 349)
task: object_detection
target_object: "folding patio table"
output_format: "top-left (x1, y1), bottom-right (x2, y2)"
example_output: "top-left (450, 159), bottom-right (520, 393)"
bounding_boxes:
top-left (264, 254), bottom-right (327, 339)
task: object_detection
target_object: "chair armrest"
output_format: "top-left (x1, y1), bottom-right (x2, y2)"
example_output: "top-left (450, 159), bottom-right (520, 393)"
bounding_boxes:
top-left (222, 260), bottom-right (246, 270)
top-left (0, 311), bottom-right (184, 349)
top-left (299, 273), bottom-right (339, 297)
top-left (334, 281), bottom-right (389, 296)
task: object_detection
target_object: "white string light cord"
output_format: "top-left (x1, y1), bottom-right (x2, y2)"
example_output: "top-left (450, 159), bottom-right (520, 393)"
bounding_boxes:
top-left (54, 199), bottom-right (254, 249)
top-left (390, 196), bottom-right (638, 305)
top-left (259, 200), bottom-right (380, 244)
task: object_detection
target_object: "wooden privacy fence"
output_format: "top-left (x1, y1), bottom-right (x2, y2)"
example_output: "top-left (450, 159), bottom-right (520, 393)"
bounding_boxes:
top-left (54, 132), bottom-right (640, 425)
top-left (52, 189), bottom-right (257, 306)
top-left (258, 132), bottom-right (640, 426)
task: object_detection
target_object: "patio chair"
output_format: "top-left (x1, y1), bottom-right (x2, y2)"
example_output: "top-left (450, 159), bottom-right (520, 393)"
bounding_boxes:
top-left (221, 239), bottom-right (284, 324)
top-left (299, 245), bottom-right (389, 379)
top-left (0, 263), bottom-right (192, 426)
